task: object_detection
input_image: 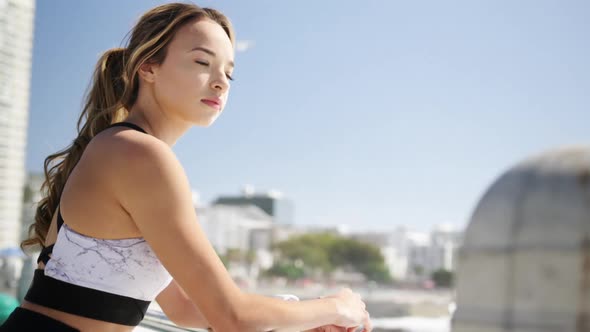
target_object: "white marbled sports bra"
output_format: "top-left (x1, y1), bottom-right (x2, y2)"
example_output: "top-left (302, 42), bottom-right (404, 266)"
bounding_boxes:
top-left (44, 221), bottom-right (172, 301)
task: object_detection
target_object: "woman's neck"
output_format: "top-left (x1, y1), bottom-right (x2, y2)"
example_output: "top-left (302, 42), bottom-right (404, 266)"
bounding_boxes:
top-left (125, 104), bottom-right (191, 147)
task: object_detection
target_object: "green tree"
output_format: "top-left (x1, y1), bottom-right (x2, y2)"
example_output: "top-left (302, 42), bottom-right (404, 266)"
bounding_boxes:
top-left (263, 261), bottom-right (305, 280)
top-left (274, 234), bottom-right (335, 275)
top-left (330, 238), bottom-right (391, 283)
top-left (432, 269), bottom-right (454, 288)
top-left (362, 261), bottom-right (392, 283)
top-left (272, 233), bottom-right (392, 282)
top-left (413, 265), bottom-right (424, 276)
top-left (217, 248), bottom-right (257, 270)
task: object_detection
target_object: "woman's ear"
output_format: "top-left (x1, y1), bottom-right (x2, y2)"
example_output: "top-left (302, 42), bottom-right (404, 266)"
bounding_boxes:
top-left (138, 62), bottom-right (158, 83)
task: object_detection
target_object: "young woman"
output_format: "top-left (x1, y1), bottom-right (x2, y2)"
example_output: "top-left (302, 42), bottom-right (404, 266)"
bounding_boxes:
top-left (0, 3), bottom-right (372, 332)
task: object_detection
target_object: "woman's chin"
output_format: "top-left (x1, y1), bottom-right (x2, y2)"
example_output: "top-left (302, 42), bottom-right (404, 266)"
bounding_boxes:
top-left (192, 115), bottom-right (219, 127)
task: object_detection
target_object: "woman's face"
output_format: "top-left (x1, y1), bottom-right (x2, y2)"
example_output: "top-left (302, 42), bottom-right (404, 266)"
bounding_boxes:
top-left (149, 18), bottom-right (234, 127)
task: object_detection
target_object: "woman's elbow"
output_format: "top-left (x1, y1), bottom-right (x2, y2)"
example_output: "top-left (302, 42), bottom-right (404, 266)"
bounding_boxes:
top-left (165, 311), bottom-right (209, 329)
top-left (209, 312), bottom-right (248, 331)
top-left (208, 304), bottom-right (261, 332)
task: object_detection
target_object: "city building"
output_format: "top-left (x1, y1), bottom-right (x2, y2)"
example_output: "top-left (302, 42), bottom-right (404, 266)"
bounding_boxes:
top-left (0, 0), bottom-right (35, 248)
top-left (196, 203), bottom-right (274, 282)
top-left (196, 204), bottom-right (273, 256)
top-left (212, 186), bottom-right (294, 225)
top-left (352, 225), bottom-right (463, 282)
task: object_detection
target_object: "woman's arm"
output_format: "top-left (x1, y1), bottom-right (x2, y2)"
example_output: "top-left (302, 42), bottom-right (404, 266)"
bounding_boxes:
top-left (156, 282), bottom-right (347, 331)
top-left (237, 293), bottom-right (340, 331)
top-left (157, 285), bottom-right (351, 332)
top-left (111, 137), bottom-right (347, 331)
top-left (156, 280), bottom-right (209, 328)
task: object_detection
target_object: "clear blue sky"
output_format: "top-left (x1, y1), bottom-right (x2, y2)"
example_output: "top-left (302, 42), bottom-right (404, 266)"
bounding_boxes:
top-left (26, 0), bottom-right (590, 232)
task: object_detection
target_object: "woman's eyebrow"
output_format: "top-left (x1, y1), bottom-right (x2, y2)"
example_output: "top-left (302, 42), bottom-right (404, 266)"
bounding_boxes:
top-left (190, 46), bottom-right (234, 68)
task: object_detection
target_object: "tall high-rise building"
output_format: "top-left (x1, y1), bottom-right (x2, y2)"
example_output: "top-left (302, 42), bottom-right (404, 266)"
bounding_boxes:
top-left (0, 0), bottom-right (35, 248)
top-left (21, 172), bottom-right (43, 242)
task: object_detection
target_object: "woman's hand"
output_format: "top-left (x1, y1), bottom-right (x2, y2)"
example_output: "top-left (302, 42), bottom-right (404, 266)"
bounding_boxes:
top-left (304, 325), bottom-right (347, 332)
top-left (324, 288), bottom-right (372, 331)
top-left (304, 325), bottom-right (345, 332)
top-left (305, 325), bottom-right (368, 332)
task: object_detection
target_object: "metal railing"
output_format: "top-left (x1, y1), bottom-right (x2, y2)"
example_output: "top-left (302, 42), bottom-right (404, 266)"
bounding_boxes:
top-left (139, 310), bottom-right (208, 332)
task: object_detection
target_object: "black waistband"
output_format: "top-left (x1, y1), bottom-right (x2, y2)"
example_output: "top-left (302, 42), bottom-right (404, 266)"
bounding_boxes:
top-left (25, 269), bottom-right (150, 326)
top-left (1, 307), bottom-right (80, 331)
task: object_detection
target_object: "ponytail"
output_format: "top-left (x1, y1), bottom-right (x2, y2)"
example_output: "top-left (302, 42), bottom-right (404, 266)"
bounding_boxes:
top-left (21, 48), bottom-right (129, 249)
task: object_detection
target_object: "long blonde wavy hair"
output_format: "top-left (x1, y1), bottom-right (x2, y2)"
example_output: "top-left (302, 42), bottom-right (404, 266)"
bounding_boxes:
top-left (22, 2), bottom-right (235, 250)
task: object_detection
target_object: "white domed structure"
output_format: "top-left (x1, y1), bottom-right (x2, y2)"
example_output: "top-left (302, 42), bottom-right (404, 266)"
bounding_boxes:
top-left (454, 146), bottom-right (590, 332)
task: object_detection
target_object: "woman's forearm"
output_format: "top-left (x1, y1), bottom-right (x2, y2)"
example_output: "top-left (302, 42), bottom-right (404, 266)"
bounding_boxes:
top-left (235, 292), bottom-right (340, 332)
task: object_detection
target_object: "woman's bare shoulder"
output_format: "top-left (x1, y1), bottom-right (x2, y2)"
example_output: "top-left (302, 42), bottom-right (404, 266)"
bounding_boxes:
top-left (81, 127), bottom-right (183, 193)
top-left (88, 127), bottom-right (176, 167)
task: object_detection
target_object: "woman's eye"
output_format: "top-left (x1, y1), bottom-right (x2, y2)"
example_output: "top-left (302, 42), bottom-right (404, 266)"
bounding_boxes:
top-left (196, 61), bottom-right (234, 81)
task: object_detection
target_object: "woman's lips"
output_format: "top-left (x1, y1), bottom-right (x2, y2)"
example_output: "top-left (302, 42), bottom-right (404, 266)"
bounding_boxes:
top-left (201, 99), bottom-right (221, 110)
